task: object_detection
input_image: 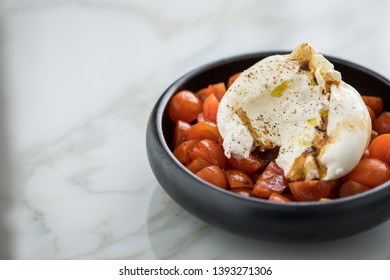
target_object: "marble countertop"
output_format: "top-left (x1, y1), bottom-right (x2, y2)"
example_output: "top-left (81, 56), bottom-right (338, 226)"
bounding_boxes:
top-left (1, 0), bottom-right (390, 259)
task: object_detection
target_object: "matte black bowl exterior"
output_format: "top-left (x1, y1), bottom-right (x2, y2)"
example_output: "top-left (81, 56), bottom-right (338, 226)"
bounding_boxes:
top-left (146, 52), bottom-right (390, 242)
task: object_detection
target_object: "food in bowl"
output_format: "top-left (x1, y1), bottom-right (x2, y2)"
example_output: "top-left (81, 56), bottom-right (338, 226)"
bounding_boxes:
top-left (168, 43), bottom-right (390, 202)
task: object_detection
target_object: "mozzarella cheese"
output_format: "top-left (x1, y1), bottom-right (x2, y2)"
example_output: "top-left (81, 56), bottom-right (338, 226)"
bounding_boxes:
top-left (217, 43), bottom-right (371, 181)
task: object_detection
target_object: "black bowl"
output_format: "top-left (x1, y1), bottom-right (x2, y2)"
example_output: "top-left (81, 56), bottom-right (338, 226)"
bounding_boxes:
top-left (146, 52), bottom-right (390, 242)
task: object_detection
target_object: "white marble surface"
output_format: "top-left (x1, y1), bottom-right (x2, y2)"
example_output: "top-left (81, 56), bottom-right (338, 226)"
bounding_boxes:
top-left (1, 0), bottom-right (390, 259)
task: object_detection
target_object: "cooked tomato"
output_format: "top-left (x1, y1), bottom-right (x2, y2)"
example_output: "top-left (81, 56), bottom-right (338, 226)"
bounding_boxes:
top-left (227, 72), bottom-right (241, 88)
top-left (339, 180), bottom-right (370, 198)
top-left (186, 158), bottom-right (211, 173)
top-left (173, 140), bottom-right (199, 165)
top-left (188, 139), bottom-right (227, 168)
top-left (251, 162), bottom-right (288, 198)
top-left (343, 158), bottom-right (390, 188)
top-left (368, 134), bottom-right (390, 163)
top-left (203, 94), bottom-right (219, 123)
top-left (225, 169), bottom-right (254, 188)
top-left (173, 120), bottom-right (191, 148)
top-left (168, 90), bottom-right (202, 123)
top-left (230, 187), bottom-right (252, 197)
top-left (373, 112), bottom-right (390, 135)
top-left (362, 96), bottom-right (383, 116)
top-left (196, 165), bottom-right (227, 189)
top-left (289, 180), bottom-right (338, 201)
top-left (228, 154), bottom-right (268, 175)
top-left (187, 122), bottom-right (222, 143)
top-left (197, 83), bottom-right (227, 102)
top-left (197, 112), bottom-right (206, 123)
top-left (268, 193), bottom-right (291, 203)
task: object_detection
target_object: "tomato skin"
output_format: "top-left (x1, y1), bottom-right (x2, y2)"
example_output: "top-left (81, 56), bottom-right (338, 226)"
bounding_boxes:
top-left (362, 96), bottom-right (383, 116)
top-left (343, 158), bottom-right (390, 188)
top-left (373, 112), bottom-right (390, 135)
top-left (196, 165), bottom-right (227, 189)
top-left (173, 120), bottom-right (191, 149)
top-left (230, 187), bottom-right (252, 197)
top-left (197, 83), bottom-right (227, 102)
top-left (203, 94), bottom-right (219, 123)
top-left (186, 158), bottom-right (211, 173)
top-left (225, 169), bottom-right (254, 188)
top-left (268, 193), bottom-right (291, 203)
top-left (228, 154), bottom-right (268, 175)
top-left (188, 139), bottom-right (227, 169)
top-left (227, 72), bottom-right (240, 88)
top-left (339, 180), bottom-right (370, 198)
top-left (169, 90), bottom-right (202, 123)
top-left (368, 134), bottom-right (390, 163)
top-left (289, 180), bottom-right (338, 202)
top-left (251, 162), bottom-right (288, 198)
top-left (186, 122), bottom-right (222, 143)
top-left (367, 106), bottom-right (376, 121)
top-left (173, 140), bottom-right (199, 165)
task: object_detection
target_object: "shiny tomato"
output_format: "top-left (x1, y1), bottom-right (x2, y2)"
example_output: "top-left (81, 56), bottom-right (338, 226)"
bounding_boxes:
top-left (168, 90), bottom-right (202, 123)
top-left (339, 180), bottom-right (370, 198)
top-left (343, 158), bottom-right (390, 188)
top-left (251, 162), bottom-right (288, 198)
top-left (230, 187), bottom-right (252, 197)
top-left (196, 165), bottom-right (227, 189)
top-left (373, 112), bottom-right (390, 135)
top-left (361, 149), bottom-right (370, 160)
top-left (203, 94), bottom-right (219, 123)
top-left (228, 154), bottom-right (268, 175)
top-left (289, 180), bottom-right (338, 201)
top-left (268, 193), bottom-right (291, 203)
top-left (186, 122), bottom-right (222, 143)
top-left (362, 96), bottom-right (383, 116)
top-left (188, 139), bottom-right (227, 168)
top-left (173, 140), bottom-right (199, 165)
top-left (197, 112), bottom-right (206, 123)
top-left (173, 120), bottom-right (191, 148)
top-left (197, 83), bottom-right (227, 102)
top-left (225, 169), bottom-right (254, 188)
top-left (186, 158), bottom-right (211, 173)
top-left (368, 134), bottom-right (390, 163)
top-left (227, 72), bottom-right (240, 88)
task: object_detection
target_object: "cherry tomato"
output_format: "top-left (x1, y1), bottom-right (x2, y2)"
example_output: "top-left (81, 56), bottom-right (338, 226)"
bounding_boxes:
top-left (289, 180), bottom-right (338, 201)
top-left (168, 90), bottom-right (202, 123)
top-left (197, 112), bottom-right (206, 123)
top-left (227, 72), bottom-right (241, 88)
top-left (188, 139), bottom-right (227, 168)
top-left (361, 149), bottom-right (370, 160)
top-left (196, 165), bottom-right (227, 189)
top-left (230, 187), bottom-right (252, 197)
top-left (228, 154), bottom-right (268, 175)
top-left (173, 140), bottom-right (199, 165)
top-left (203, 94), bottom-right (219, 123)
top-left (367, 106), bottom-right (376, 121)
top-left (186, 122), bottom-right (222, 143)
top-left (268, 193), bottom-right (291, 203)
top-left (373, 112), bottom-right (390, 135)
top-left (197, 83), bottom-right (227, 102)
top-left (368, 134), bottom-right (390, 163)
top-left (339, 180), bottom-right (370, 198)
top-left (186, 158), bottom-right (211, 173)
top-left (225, 169), bottom-right (254, 188)
top-left (173, 120), bottom-right (191, 148)
top-left (343, 158), bottom-right (390, 188)
top-left (251, 162), bottom-right (288, 198)
top-left (362, 96), bottom-right (383, 116)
